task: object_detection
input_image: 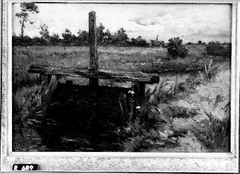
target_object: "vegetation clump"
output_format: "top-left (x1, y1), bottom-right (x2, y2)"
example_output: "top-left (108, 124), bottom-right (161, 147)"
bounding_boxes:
top-left (197, 59), bottom-right (220, 83)
top-left (206, 41), bottom-right (231, 57)
top-left (167, 37), bottom-right (188, 59)
top-left (191, 105), bottom-right (230, 152)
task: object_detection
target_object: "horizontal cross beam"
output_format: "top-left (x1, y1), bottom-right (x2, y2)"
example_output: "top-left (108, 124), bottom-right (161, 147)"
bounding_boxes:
top-left (28, 64), bottom-right (159, 84)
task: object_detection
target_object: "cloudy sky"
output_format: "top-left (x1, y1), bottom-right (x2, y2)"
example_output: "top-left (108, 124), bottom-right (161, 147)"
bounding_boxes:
top-left (12, 3), bottom-right (231, 43)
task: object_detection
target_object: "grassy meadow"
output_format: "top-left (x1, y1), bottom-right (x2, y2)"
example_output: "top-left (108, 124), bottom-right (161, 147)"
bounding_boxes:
top-left (12, 45), bottom-right (230, 152)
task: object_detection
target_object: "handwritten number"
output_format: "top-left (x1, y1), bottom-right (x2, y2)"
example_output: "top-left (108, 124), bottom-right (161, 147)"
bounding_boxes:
top-left (13, 165), bottom-right (18, 170)
top-left (14, 165), bottom-right (35, 170)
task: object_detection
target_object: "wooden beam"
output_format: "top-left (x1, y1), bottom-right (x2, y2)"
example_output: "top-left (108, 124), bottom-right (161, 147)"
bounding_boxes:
top-left (88, 11), bottom-right (98, 87)
top-left (39, 75), bottom-right (59, 114)
top-left (133, 82), bottom-right (145, 106)
top-left (88, 11), bottom-right (98, 140)
top-left (28, 64), bottom-right (159, 84)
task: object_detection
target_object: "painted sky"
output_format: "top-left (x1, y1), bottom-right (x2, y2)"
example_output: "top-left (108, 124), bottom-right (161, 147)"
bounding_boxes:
top-left (12, 3), bottom-right (232, 43)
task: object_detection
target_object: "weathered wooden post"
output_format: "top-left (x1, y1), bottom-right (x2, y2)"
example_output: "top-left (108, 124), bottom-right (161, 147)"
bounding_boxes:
top-left (88, 11), bottom-right (98, 86)
top-left (89, 11), bottom-right (98, 140)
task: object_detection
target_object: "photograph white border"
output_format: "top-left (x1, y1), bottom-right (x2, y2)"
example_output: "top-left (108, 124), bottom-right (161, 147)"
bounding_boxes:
top-left (1, 0), bottom-right (239, 172)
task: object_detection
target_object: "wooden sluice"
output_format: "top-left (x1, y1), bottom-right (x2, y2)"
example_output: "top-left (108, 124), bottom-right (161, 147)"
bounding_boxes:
top-left (28, 11), bottom-right (159, 121)
top-left (28, 12), bottom-right (159, 150)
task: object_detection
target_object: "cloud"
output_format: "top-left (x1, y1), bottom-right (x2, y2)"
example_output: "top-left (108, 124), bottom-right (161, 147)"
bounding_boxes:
top-left (129, 18), bottom-right (150, 26)
top-left (13, 3), bottom-right (231, 43)
top-left (187, 29), bottom-right (231, 43)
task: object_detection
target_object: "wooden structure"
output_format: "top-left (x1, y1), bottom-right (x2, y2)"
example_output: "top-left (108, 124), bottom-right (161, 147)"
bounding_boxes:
top-left (28, 11), bottom-right (159, 121)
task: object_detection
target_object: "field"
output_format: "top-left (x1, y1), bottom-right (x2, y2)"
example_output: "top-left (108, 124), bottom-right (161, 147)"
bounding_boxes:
top-left (12, 45), bottom-right (230, 152)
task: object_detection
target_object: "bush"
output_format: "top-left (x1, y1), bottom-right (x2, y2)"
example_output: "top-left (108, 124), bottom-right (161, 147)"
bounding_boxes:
top-left (13, 35), bottom-right (32, 46)
top-left (31, 37), bottom-right (49, 46)
top-left (131, 36), bottom-right (148, 47)
top-left (167, 37), bottom-right (188, 59)
top-left (206, 41), bottom-right (231, 57)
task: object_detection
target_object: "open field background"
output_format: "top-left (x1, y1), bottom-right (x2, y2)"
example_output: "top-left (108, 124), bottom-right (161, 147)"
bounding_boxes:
top-left (12, 45), bottom-right (230, 152)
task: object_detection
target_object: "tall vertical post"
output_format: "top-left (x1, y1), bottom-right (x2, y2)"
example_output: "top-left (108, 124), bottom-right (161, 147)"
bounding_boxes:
top-left (88, 11), bottom-right (98, 142)
top-left (89, 11), bottom-right (98, 87)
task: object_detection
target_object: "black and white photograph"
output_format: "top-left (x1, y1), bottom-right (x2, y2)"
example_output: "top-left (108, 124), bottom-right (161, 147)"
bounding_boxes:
top-left (12, 3), bottom-right (232, 152)
top-left (1, 0), bottom-right (239, 172)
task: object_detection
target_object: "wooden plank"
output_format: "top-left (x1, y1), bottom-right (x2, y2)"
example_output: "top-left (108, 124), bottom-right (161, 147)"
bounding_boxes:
top-left (39, 75), bottom-right (59, 114)
top-left (28, 64), bottom-right (159, 84)
top-left (88, 11), bottom-right (98, 87)
top-left (133, 82), bottom-right (145, 106)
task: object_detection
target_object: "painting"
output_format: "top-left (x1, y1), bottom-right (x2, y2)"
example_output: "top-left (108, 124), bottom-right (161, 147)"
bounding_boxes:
top-left (11, 2), bottom-right (232, 153)
top-left (1, 0), bottom-right (239, 172)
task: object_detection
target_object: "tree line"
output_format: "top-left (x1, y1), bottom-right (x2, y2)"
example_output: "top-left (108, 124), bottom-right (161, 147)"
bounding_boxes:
top-left (13, 23), bottom-right (149, 47)
top-left (14, 2), bottom-right (148, 47)
top-left (13, 2), bottom-right (231, 59)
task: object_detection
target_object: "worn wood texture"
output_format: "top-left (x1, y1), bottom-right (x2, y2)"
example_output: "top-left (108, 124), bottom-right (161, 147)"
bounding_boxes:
top-left (28, 64), bottom-right (159, 84)
top-left (39, 75), bottom-right (59, 114)
top-left (88, 11), bottom-right (98, 70)
top-left (88, 11), bottom-right (99, 87)
top-left (133, 82), bottom-right (145, 105)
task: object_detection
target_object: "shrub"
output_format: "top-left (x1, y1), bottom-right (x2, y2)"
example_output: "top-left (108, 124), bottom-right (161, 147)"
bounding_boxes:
top-left (31, 37), bottom-right (49, 46)
top-left (167, 37), bottom-right (188, 59)
top-left (13, 35), bottom-right (32, 46)
top-left (206, 41), bottom-right (231, 57)
top-left (131, 36), bottom-right (148, 47)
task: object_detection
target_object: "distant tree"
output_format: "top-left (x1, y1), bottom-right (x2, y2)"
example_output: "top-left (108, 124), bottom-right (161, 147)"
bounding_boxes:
top-left (77, 30), bottom-right (88, 45)
top-left (136, 36), bottom-right (148, 47)
top-left (102, 29), bottom-right (113, 44)
top-left (131, 38), bottom-right (137, 46)
top-left (39, 24), bottom-right (50, 40)
top-left (15, 2), bottom-right (39, 37)
top-left (131, 36), bottom-right (148, 47)
top-left (32, 36), bottom-right (47, 46)
top-left (112, 28), bottom-right (129, 45)
top-left (167, 37), bottom-right (188, 59)
top-left (12, 34), bottom-right (21, 45)
top-left (18, 35), bottom-right (32, 46)
top-left (206, 41), bottom-right (230, 57)
top-left (224, 43), bottom-right (231, 57)
top-left (160, 41), bottom-right (165, 47)
top-left (198, 40), bottom-right (202, 45)
top-left (49, 33), bottom-right (60, 45)
top-left (62, 29), bottom-right (75, 45)
top-left (97, 23), bottom-right (105, 44)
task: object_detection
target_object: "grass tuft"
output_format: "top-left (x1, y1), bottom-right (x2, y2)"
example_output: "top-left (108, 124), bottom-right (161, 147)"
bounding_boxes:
top-left (191, 99), bottom-right (230, 152)
top-left (197, 59), bottom-right (220, 83)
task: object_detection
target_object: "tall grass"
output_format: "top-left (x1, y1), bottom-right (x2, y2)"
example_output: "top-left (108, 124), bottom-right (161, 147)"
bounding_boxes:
top-left (13, 85), bottom-right (42, 151)
top-left (189, 73), bottom-right (230, 152)
top-left (120, 79), bottom-right (191, 152)
top-left (191, 106), bottom-right (230, 152)
top-left (197, 59), bottom-right (220, 83)
top-left (12, 46), bottom-right (230, 152)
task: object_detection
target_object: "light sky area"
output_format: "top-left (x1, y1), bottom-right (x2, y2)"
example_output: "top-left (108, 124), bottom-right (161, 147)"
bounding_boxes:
top-left (12, 3), bottom-right (231, 43)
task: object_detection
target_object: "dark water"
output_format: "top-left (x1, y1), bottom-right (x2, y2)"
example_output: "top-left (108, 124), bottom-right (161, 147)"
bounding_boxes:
top-left (36, 83), bottom-right (132, 151)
